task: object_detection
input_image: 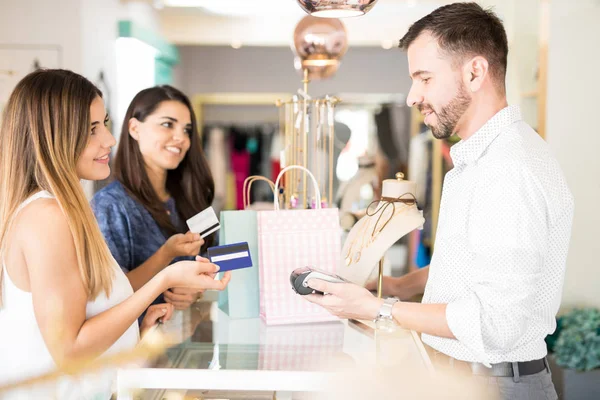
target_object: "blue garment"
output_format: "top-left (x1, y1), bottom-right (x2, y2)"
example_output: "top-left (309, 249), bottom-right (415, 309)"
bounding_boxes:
top-left (91, 181), bottom-right (193, 309)
top-left (415, 230), bottom-right (431, 268)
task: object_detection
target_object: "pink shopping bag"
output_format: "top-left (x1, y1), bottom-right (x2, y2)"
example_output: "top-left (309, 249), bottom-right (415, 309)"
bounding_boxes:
top-left (257, 165), bottom-right (342, 325)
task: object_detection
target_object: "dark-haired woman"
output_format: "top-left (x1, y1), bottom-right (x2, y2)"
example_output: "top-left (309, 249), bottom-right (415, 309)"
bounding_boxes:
top-left (92, 85), bottom-right (216, 312)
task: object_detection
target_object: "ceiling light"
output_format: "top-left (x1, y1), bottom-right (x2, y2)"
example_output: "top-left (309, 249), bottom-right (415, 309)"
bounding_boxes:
top-left (292, 16), bottom-right (348, 70)
top-left (163, 0), bottom-right (302, 17)
top-left (296, 0), bottom-right (378, 18)
top-left (294, 57), bottom-right (339, 81)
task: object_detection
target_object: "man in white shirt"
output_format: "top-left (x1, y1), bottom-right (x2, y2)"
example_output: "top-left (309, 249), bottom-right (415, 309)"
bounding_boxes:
top-left (305, 3), bottom-right (573, 399)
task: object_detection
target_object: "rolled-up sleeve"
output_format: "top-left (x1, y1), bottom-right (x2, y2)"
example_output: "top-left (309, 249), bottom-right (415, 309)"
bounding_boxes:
top-left (445, 163), bottom-right (547, 365)
top-left (92, 194), bottom-right (134, 273)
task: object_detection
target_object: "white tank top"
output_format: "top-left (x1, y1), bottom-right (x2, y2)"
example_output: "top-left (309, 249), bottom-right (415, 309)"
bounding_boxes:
top-left (0, 191), bottom-right (140, 399)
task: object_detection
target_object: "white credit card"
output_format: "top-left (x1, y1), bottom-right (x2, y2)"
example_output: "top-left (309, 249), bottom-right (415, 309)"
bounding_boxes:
top-left (186, 206), bottom-right (220, 238)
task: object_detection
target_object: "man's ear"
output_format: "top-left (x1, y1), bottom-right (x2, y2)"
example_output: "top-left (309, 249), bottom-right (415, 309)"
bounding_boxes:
top-left (463, 56), bottom-right (489, 92)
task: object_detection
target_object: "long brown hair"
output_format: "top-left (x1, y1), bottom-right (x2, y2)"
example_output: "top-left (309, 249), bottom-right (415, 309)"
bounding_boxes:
top-left (114, 86), bottom-right (215, 246)
top-left (0, 69), bottom-right (115, 307)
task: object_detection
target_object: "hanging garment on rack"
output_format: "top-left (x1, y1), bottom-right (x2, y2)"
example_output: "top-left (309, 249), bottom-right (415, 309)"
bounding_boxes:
top-left (374, 103), bottom-right (411, 170)
top-left (270, 132), bottom-right (283, 184)
top-left (259, 125), bottom-right (274, 196)
top-left (408, 130), bottom-right (434, 267)
top-left (225, 172), bottom-right (237, 210)
top-left (408, 130), bottom-right (434, 205)
top-left (247, 130), bottom-right (263, 178)
top-left (441, 140), bottom-right (453, 166)
top-left (203, 123), bottom-right (278, 209)
top-left (335, 155), bottom-right (378, 213)
top-left (375, 105), bottom-right (399, 162)
top-left (415, 230), bottom-right (431, 268)
top-left (248, 127), bottom-right (274, 204)
top-left (389, 103), bottom-right (411, 166)
top-left (233, 125), bottom-right (273, 204)
top-left (230, 129), bottom-right (251, 210)
top-left (332, 121), bottom-right (352, 198)
top-left (206, 126), bottom-right (228, 214)
top-left (253, 125), bottom-right (275, 203)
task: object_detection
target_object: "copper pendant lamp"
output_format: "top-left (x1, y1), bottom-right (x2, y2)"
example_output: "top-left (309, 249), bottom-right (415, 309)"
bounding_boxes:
top-left (296, 0), bottom-right (378, 18)
top-left (294, 56), bottom-right (339, 80)
top-left (292, 15), bottom-right (348, 72)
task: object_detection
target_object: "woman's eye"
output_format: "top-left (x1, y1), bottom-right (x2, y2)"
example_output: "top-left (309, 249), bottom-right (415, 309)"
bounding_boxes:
top-left (161, 122), bottom-right (173, 128)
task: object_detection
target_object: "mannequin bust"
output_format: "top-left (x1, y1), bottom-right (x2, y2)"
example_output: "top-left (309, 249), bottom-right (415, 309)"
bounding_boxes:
top-left (338, 172), bottom-right (425, 286)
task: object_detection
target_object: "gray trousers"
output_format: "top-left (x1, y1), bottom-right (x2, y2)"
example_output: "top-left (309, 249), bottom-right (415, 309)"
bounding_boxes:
top-left (427, 347), bottom-right (558, 400)
top-left (476, 369), bottom-right (558, 400)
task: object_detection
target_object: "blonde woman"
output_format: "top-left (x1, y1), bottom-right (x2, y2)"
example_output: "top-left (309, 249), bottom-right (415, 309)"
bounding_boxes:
top-left (0, 69), bottom-right (231, 399)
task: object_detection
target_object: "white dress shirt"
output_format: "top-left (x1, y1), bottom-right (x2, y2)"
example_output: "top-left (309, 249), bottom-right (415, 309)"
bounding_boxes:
top-left (421, 105), bottom-right (574, 366)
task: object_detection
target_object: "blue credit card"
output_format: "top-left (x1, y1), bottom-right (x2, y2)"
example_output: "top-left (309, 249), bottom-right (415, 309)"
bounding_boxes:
top-left (207, 242), bottom-right (253, 272)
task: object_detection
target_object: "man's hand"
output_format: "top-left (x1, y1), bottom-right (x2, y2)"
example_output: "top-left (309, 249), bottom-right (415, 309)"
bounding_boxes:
top-left (365, 276), bottom-right (402, 297)
top-left (366, 267), bottom-right (430, 300)
top-left (304, 279), bottom-right (384, 320)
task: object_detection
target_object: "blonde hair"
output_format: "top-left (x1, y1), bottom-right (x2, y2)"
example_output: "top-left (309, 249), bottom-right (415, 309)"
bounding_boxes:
top-left (0, 69), bottom-right (114, 307)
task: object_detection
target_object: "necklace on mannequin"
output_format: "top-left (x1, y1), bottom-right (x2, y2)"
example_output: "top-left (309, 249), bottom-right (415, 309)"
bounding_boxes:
top-left (344, 193), bottom-right (417, 267)
top-left (344, 216), bottom-right (372, 266)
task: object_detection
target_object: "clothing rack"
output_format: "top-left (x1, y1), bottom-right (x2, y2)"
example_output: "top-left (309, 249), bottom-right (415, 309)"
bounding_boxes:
top-left (192, 93), bottom-right (292, 139)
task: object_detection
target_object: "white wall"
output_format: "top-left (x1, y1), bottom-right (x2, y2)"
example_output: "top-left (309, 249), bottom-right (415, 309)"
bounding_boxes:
top-left (81, 0), bottom-right (122, 130)
top-left (0, 0), bottom-right (87, 191)
top-left (478, 0), bottom-right (541, 130)
top-left (0, 0), bottom-right (160, 198)
top-left (0, 0), bottom-right (82, 71)
top-left (547, 0), bottom-right (600, 309)
top-left (81, 0), bottom-right (160, 139)
top-left (175, 45), bottom-right (411, 125)
top-left (177, 45), bottom-right (410, 97)
top-left (0, 0), bottom-right (158, 118)
top-left (123, 1), bottom-right (161, 34)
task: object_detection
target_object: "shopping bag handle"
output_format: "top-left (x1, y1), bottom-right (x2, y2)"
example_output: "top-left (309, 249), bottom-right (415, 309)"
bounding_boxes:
top-left (274, 165), bottom-right (321, 211)
top-left (243, 176), bottom-right (275, 210)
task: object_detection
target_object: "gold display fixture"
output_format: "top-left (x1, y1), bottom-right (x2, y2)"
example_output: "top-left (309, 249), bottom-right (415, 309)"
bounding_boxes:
top-left (276, 15), bottom-right (348, 210)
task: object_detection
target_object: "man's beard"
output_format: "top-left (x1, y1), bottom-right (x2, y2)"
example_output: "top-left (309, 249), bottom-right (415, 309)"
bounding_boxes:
top-left (422, 84), bottom-right (471, 139)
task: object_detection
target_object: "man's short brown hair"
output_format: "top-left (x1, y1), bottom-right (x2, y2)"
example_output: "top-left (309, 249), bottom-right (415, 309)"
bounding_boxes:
top-left (399, 2), bottom-right (508, 91)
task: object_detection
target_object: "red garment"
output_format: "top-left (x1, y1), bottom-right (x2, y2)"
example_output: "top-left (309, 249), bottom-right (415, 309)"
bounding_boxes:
top-left (271, 159), bottom-right (282, 185)
top-left (231, 150), bottom-right (250, 210)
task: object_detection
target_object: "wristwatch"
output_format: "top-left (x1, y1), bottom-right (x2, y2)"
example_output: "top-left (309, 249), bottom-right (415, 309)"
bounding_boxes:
top-left (375, 297), bottom-right (400, 329)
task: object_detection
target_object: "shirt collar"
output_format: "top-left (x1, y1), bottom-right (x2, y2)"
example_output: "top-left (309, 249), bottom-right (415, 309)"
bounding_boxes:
top-left (450, 105), bottom-right (522, 166)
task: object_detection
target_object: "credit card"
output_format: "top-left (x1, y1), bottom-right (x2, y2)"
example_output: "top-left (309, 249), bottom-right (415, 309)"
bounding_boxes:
top-left (186, 206), bottom-right (220, 239)
top-left (207, 242), bottom-right (253, 272)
